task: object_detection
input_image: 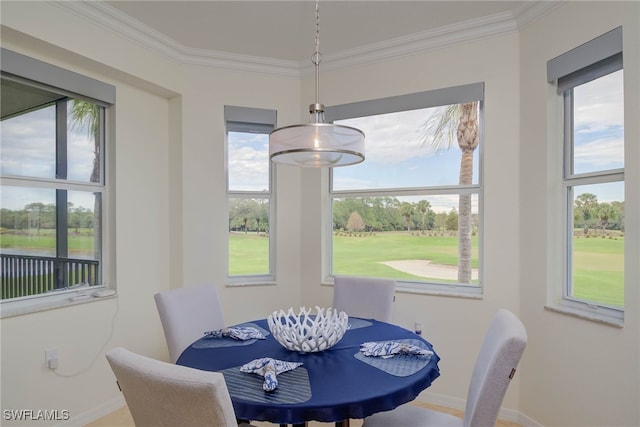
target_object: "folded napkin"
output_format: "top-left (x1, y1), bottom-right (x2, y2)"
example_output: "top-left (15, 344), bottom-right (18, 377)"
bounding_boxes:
top-left (360, 341), bottom-right (434, 359)
top-left (240, 357), bottom-right (303, 392)
top-left (204, 326), bottom-right (266, 341)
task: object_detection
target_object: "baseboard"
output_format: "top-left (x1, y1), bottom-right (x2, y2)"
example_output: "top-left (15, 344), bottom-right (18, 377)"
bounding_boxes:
top-left (54, 395), bottom-right (126, 427)
top-left (416, 391), bottom-right (543, 427)
top-left (513, 411), bottom-right (545, 427)
top-left (56, 391), bottom-right (544, 427)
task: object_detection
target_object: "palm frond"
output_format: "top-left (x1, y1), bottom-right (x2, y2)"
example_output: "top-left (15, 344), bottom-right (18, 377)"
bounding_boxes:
top-left (69, 100), bottom-right (99, 137)
top-left (417, 104), bottom-right (460, 155)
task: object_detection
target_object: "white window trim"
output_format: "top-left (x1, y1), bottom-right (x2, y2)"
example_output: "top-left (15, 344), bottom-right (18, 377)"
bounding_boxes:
top-left (324, 84), bottom-right (485, 298)
top-left (0, 49), bottom-right (116, 318)
top-left (224, 105), bottom-right (277, 285)
top-left (545, 27), bottom-right (625, 326)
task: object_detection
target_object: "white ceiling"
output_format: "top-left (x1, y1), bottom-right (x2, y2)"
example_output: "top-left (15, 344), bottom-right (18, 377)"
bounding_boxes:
top-left (103, 1), bottom-right (540, 63)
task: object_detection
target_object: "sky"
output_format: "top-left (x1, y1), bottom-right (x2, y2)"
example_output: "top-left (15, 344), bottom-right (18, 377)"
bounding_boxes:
top-left (2, 71), bottom-right (625, 213)
top-left (334, 106), bottom-right (479, 191)
top-left (572, 70), bottom-right (624, 203)
top-left (1, 103), bottom-right (98, 211)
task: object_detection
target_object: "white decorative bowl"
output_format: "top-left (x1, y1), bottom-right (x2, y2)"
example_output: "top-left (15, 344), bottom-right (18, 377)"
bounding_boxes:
top-left (267, 306), bottom-right (349, 353)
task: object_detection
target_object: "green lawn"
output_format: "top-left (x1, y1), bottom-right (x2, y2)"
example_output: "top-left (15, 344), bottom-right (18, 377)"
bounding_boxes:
top-left (2, 229), bottom-right (623, 306)
top-left (228, 232), bottom-right (270, 275)
top-left (229, 231), bottom-right (624, 307)
top-left (332, 232), bottom-right (478, 282)
top-left (0, 228), bottom-right (96, 255)
top-left (572, 236), bottom-right (624, 307)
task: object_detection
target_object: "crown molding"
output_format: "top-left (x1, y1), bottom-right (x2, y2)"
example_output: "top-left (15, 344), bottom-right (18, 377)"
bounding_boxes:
top-left (53, 1), bottom-right (561, 77)
top-left (52, 1), bottom-right (301, 77)
top-left (309, 11), bottom-right (519, 74)
top-left (513, 0), bottom-right (564, 30)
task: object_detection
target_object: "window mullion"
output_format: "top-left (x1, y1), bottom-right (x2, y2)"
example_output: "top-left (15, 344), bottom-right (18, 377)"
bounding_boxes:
top-left (55, 100), bottom-right (69, 289)
top-left (56, 99), bottom-right (68, 180)
top-left (564, 171), bottom-right (625, 187)
top-left (563, 90), bottom-right (574, 178)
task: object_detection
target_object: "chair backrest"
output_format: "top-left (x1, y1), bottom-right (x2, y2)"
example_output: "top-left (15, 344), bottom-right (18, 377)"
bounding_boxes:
top-left (332, 276), bottom-right (395, 322)
top-left (154, 284), bottom-right (225, 363)
top-left (105, 347), bottom-right (238, 427)
top-left (463, 309), bottom-right (527, 427)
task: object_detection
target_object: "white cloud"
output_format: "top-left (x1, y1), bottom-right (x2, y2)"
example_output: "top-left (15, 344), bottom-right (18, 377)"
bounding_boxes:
top-left (574, 136), bottom-right (624, 169)
top-left (338, 107), bottom-right (445, 165)
top-left (228, 133), bottom-right (269, 191)
top-left (574, 70), bottom-right (624, 129)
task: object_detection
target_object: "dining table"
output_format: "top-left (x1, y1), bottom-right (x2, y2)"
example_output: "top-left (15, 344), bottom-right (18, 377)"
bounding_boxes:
top-left (176, 316), bottom-right (440, 427)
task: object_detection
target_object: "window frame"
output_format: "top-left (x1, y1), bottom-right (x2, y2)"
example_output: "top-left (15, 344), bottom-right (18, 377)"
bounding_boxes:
top-left (224, 105), bottom-right (277, 285)
top-left (547, 27), bottom-right (625, 325)
top-left (0, 49), bottom-right (115, 317)
top-left (325, 84), bottom-right (485, 297)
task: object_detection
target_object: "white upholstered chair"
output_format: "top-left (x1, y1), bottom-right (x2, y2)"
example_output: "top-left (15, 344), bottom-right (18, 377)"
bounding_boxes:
top-left (332, 276), bottom-right (395, 322)
top-left (154, 284), bottom-right (225, 363)
top-left (363, 309), bottom-right (527, 427)
top-left (106, 347), bottom-right (254, 427)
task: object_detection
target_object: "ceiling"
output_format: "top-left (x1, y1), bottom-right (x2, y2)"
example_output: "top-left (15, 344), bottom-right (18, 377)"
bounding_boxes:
top-left (104, 1), bottom-right (537, 63)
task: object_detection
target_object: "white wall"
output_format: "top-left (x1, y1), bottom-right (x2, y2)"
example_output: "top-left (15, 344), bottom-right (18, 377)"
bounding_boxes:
top-left (0, 45), bottom-right (174, 427)
top-left (519, 2), bottom-right (640, 426)
top-left (298, 31), bottom-right (524, 411)
top-left (0, 2), bottom-right (301, 424)
top-left (1, 1), bottom-right (639, 426)
top-left (0, 2), bottom-right (177, 421)
top-left (177, 63), bottom-right (304, 325)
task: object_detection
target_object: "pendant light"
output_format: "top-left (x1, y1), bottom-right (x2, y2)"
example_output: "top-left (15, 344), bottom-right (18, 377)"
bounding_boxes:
top-left (269, 1), bottom-right (365, 167)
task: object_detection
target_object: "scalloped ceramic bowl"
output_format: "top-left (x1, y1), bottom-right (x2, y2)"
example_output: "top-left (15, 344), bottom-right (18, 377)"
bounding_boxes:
top-left (267, 306), bottom-right (348, 353)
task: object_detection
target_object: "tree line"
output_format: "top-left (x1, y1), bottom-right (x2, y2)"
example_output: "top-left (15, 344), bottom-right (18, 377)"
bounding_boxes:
top-left (334, 197), bottom-right (469, 233)
top-left (1, 203), bottom-right (95, 232)
top-left (228, 196), bottom-right (471, 234)
top-left (574, 193), bottom-right (624, 233)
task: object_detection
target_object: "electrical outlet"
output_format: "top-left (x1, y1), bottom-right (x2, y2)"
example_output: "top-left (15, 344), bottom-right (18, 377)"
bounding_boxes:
top-left (45, 349), bottom-right (58, 370)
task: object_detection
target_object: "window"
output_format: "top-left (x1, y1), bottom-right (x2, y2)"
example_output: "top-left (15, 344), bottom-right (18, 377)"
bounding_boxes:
top-left (0, 49), bottom-right (115, 307)
top-left (225, 106), bottom-right (276, 283)
top-left (547, 27), bottom-right (624, 323)
top-left (327, 83), bottom-right (484, 295)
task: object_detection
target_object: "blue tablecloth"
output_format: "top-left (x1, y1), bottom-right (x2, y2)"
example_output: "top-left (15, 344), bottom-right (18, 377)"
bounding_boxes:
top-left (177, 318), bottom-right (440, 424)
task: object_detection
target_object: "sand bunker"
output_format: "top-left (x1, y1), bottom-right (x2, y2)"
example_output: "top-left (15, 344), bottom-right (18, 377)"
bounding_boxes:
top-left (380, 260), bottom-right (479, 281)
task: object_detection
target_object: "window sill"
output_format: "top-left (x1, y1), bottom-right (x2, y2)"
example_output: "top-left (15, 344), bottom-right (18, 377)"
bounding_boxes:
top-left (322, 280), bottom-right (483, 299)
top-left (226, 281), bottom-right (277, 287)
top-left (1, 288), bottom-right (117, 319)
top-left (544, 304), bottom-right (624, 328)
top-left (396, 281), bottom-right (483, 299)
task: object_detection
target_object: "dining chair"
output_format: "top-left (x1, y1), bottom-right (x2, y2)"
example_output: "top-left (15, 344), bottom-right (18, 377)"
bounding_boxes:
top-left (154, 284), bottom-right (225, 363)
top-left (105, 347), bottom-right (255, 427)
top-left (332, 276), bottom-right (395, 322)
top-left (362, 308), bottom-right (527, 427)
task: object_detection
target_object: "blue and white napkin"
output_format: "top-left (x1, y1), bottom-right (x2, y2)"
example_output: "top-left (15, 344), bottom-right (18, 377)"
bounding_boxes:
top-left (204, 326), bottom-right (266, 341)
top-left (240, 357), bottom-right (303, 392)
top-left (360, 341), bottom-right (434, 359)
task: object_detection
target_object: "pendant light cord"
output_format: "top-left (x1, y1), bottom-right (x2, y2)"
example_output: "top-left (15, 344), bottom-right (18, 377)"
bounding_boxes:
top-left (313, 0), bottom-right (321, 105)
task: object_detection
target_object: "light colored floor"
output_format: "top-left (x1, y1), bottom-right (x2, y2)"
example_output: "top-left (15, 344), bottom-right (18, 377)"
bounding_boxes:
top-left (85, 401), bottom-right (521, 427)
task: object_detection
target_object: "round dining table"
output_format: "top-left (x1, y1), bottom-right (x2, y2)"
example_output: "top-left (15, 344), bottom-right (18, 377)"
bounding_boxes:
top-left (177, 317), bottom-right (440, 426)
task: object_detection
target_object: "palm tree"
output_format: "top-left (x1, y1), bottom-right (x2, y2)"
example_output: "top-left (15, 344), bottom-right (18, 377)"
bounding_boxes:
top-left (574, 192), bottom-right (598, 234)
top-left (597, 203), bottom-right (616, 230)
top-left (417, 200), bottom-right (430, 232)
top-left (70, 101), bottom-right (101, 183)
top-left (400, 202), bottom-right (414, 232)
top-left (420, 102), bottom-right (479, 284)
top-left (69, 100), bottom-right (101, 259)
